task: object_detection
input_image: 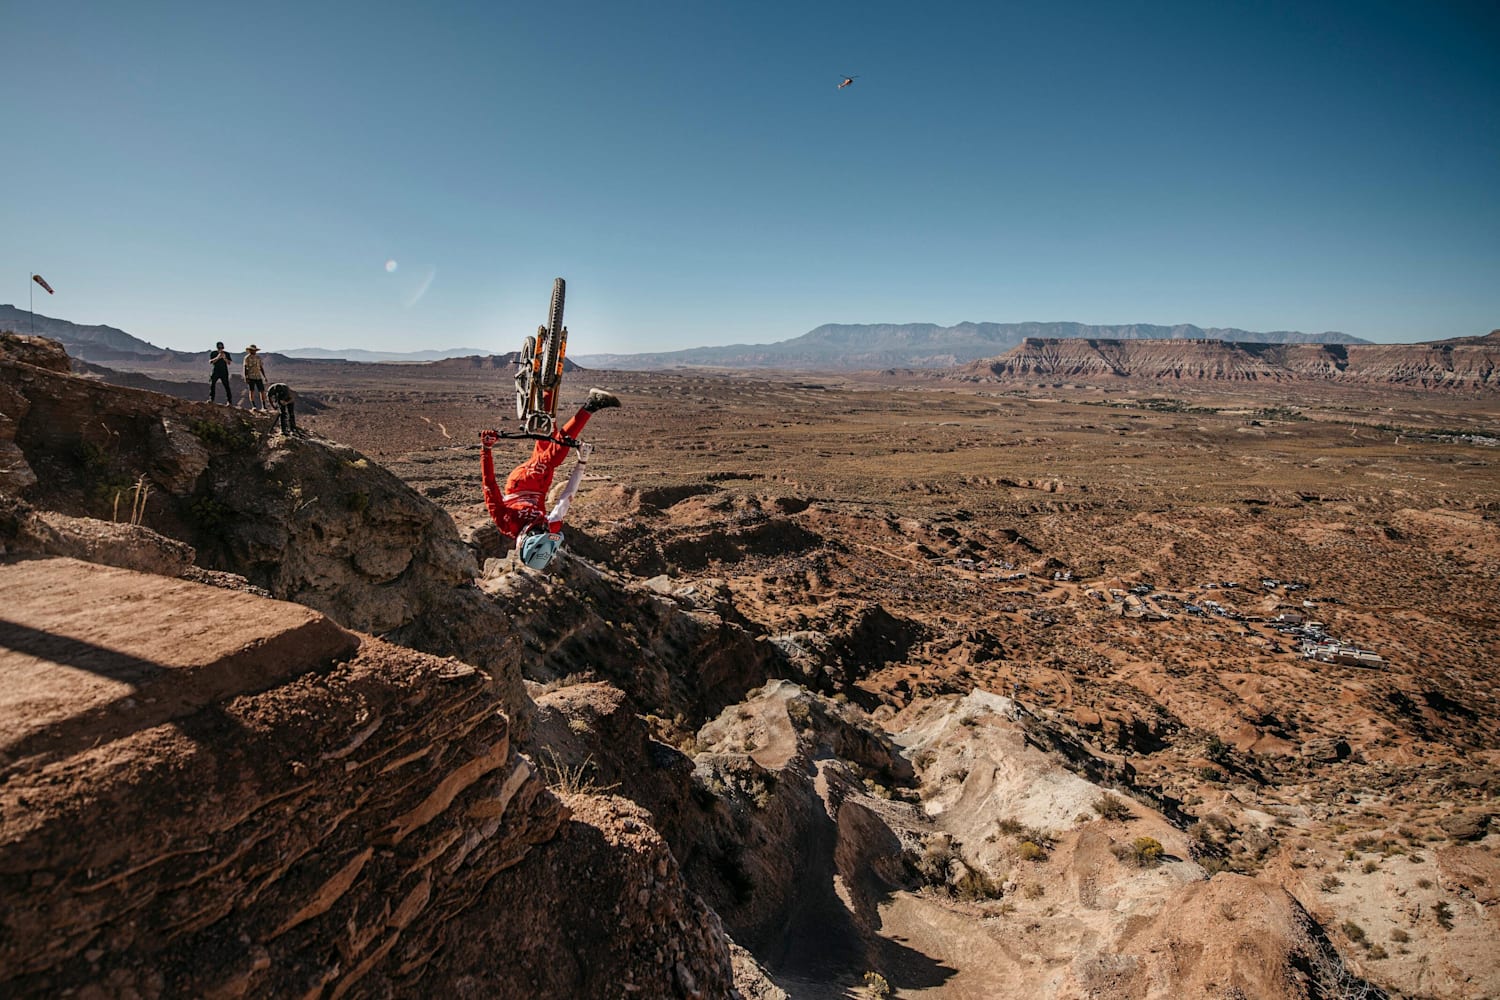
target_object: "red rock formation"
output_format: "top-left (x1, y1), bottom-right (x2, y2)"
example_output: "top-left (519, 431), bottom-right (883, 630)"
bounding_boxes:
top-left (0, 558), bottom-right (735, 999)
top-left (957, 334), bottom-right (1498, 390)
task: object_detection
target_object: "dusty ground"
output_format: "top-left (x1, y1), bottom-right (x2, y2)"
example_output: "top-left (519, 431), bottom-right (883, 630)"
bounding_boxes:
top-left (95, 357), bottom-right (1500, 997)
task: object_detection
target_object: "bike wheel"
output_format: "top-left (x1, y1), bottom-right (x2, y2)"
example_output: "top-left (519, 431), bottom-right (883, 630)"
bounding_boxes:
top-left (539, 277), bottom-right (565, 391)
top-left (515, 335), bottom-right (536, 419)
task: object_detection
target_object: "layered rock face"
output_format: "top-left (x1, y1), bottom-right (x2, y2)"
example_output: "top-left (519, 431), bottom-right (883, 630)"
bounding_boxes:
top-left (0, 558), bottom-right (735, 999)
top-left (962, 333), bottom-right (1499, 389)
top-left (0, 337), bottom-right (752, 998)
top-left (0, 558), bottom-right (562, 997)
top-left (429, 793), bottom-right (737, 999)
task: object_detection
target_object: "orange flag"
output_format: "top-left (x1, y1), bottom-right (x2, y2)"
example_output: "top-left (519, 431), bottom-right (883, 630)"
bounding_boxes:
top-left (32, 274), bottom-right (54, 294)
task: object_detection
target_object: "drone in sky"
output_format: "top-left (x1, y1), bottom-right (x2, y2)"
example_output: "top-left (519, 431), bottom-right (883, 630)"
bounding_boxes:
top-left (837, 75), bottom-right (858, 89)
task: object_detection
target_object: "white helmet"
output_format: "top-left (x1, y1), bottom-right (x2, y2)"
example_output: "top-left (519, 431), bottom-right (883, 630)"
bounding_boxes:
top-left (518, 528), bottom-right (563, 570)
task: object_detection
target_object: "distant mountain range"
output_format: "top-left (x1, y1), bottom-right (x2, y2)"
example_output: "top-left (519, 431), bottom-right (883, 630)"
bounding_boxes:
top-left (574, 322), bottom-right (1370, 371)
top-left (279, 347), bottom-right (490, 363)
top-left (21, 307), bottom-right (1484, 389)
top-left (0, 305), bottom-right (164, 356)
top-left (0, 307), bottom-right (583, 376)
top-left (0, 307), bottom-right (493, 366)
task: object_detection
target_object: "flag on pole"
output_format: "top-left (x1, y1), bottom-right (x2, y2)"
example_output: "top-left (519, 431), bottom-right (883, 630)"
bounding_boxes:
top-left (32, 274), bottom-right (54, 295)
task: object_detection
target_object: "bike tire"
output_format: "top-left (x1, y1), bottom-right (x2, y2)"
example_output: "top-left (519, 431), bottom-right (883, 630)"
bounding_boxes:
top-left (539, 277), bottom-right (565, 391)
top-left (515, 334), bottom-right (537, 419)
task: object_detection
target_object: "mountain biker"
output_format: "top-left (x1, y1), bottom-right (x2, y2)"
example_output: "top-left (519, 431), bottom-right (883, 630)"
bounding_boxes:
top-left (480, 388), bottom-right (620, 570)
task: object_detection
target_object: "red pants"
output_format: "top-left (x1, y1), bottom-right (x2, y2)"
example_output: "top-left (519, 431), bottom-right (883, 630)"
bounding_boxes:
top-left (482, 405), bottom-right (591, 538)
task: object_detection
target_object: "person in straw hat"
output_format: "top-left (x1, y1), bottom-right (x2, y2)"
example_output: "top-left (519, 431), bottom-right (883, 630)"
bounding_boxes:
top-left (242, 345), bottom-right (268, 411)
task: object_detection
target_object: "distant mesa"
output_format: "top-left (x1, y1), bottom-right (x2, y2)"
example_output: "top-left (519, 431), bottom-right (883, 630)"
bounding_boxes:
top-left (948, 336), bottom-right (1497, 391)
top-left (280, 347), bottom-right (491, 363)
top-left (424, 353), bottom-right (583, 372)
top-left (573, 321), bottom-right (1372, 371)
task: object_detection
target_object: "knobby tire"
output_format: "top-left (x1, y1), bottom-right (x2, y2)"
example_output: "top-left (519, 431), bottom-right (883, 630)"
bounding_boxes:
top-left (540, 277), bottom-right (565, 392)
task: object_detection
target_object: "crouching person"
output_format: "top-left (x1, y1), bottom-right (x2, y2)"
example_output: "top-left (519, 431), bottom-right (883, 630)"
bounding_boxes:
top-left (267, 382), bottom-right (300, 436)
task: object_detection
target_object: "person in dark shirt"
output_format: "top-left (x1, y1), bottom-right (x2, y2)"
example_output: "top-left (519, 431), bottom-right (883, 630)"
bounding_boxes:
top-left (267, 382), bottom-right (300, 436)
top-left (209, 342), bottom-right (233, 404)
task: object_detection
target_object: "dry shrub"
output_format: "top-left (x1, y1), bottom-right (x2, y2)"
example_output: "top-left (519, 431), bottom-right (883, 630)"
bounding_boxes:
top-left (1093, 794), bottom-right (1133, 822)
top-left (953, 866), bottom-right (1003, 902)
top-left (1017, 840), bottom-right (1047, 862)
top-left (1114, 836), bottom-right (1164, 867)
top-left (913, 837), bottom-right (957, 885)
top-left (537, 750), bottom-right (618, 795)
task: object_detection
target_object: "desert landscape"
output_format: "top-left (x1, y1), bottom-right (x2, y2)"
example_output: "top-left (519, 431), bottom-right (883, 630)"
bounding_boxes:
top-left (7, 2), bottom-right (1494, 994)
top-left (3, 327), bottom-right (1496, 998)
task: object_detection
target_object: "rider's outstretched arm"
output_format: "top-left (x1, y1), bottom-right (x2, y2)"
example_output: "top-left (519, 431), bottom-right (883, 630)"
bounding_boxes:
top-left (546, 443), bottom-right (592, 529)
top-left (480, 434), bottom-right (507, 528)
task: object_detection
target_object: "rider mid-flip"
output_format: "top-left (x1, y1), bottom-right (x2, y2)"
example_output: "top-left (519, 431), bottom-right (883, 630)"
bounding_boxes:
top-left (479, 276), bottom-right (618, 571)
top-left (480, 387), bottom-right (620, 570)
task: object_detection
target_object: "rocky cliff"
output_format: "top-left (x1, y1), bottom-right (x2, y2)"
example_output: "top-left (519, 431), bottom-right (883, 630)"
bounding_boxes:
top-left (956, 332), bottom-right (1499, 390)
top-left (0, 332), bottom-right (535, 729)
top-left (0, 558), bottom-right (736, 998)
top-left (0, 335), bottom-right (747, 998)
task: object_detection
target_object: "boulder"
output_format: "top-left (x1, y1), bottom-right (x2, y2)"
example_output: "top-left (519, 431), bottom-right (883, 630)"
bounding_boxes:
top-left (145, 415), bottom-right (210, 493)
top-left (1299, 737), bottom-right (1351, 762)
top-left (0, 350), bottom-right (530, 727)
top-left (29, 511), bottom-right (196, 576)
top-left (0, 496), bottom-right (194, 577)
top-left (0, 332), bottom-right (71, 373)
top-left (1440, 810), bottom-right (1493, 842)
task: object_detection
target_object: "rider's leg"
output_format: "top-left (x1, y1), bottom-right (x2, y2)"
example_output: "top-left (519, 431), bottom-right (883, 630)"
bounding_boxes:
top-left (558, 406), bottom-right (592, 443)
top-left (503, 407), bottom-right (592, 497)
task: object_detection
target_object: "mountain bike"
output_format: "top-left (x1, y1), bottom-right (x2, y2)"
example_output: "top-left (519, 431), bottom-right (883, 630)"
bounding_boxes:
top-left (513, 277), bottom-right (568, 439)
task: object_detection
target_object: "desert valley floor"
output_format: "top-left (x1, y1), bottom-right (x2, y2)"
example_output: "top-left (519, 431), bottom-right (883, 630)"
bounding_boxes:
top-left (307, 362), bottom-right (1499, 997)
top-left (6, 344), bottom-right (1499, 999)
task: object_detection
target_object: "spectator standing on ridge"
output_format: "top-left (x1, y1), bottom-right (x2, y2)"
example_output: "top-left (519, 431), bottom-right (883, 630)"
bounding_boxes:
top-left (479, 388), bottom-right (620, 571)
top-left (209, 342), bottom-right (233, 404)
top-left (267, 382), bottom-right (300, 436)
top-left (242, 345), bottom-right (268, 410)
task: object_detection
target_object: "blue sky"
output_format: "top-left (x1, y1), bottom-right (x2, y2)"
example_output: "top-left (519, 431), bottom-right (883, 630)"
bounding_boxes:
top-left (2, 1), bottom-right (1496, 354)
